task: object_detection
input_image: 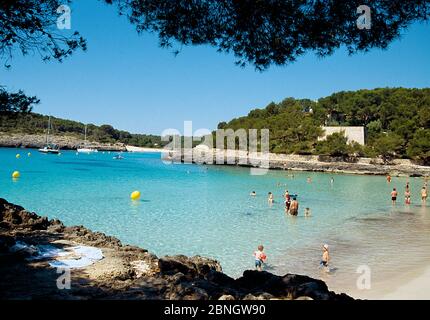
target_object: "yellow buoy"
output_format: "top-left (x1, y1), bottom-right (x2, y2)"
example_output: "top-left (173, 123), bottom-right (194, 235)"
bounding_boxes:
top-left (27, 152), bottom-right (31, 157)
top-left (130, 190), bottom-right (141, 201)
top-left (12, 171), bottom-right (20, 179)
top-left (16, 154), bottom-right (20, 159)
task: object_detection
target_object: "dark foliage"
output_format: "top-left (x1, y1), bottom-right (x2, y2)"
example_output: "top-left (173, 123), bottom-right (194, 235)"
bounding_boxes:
top-left (0, 87), bottom-right (39, 113)
top-left (0, 0), bottom-right (86, 67)
top-left (219, 88), bottom-right (430, 163)
top-left (106, 0), bottom-right (430, 70)
top-left (0, 112), bottom-right (166, 148)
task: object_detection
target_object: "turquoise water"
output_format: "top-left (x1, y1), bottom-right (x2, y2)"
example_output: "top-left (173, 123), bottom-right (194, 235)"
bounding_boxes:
top-left (1, 148), bottom-right (429, 298)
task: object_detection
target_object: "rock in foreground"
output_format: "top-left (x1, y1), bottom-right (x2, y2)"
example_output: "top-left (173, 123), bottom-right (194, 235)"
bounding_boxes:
top-left (0, 198), bottom-right (352, 300)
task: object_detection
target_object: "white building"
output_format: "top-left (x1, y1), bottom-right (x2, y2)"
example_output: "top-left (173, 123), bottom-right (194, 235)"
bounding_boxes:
top-left (319, 126), bottom-right (366, 145)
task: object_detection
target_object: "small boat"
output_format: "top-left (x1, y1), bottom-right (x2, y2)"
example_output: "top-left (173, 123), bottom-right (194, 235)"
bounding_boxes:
top-left (113, 154), bottom-right (124, 160)
top-left (77, 125), bottom-right (98, 153)
top-left (39, 144), bottom-right (60, 154)
top-left (77, 147), bottom-right (99, 153)
top-left (39, 116), bottom-right (60, 154)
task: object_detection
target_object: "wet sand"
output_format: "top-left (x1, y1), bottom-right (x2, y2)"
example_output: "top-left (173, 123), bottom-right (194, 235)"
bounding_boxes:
top-left (381, 265), bottom-right (430, 300)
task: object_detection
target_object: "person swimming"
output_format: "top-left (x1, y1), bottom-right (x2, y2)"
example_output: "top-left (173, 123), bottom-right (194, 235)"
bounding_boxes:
top-left (320, 244), bottom-right (330, 270)
top-left (289, 197), bottom-right (299, 216)
top-left (250, 191), bottom-right (256, 196)
top-left (253, 245), bottom-right (267, 271)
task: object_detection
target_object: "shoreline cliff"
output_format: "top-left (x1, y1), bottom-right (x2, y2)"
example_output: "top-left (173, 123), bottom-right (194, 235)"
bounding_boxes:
top-left (0, 132), bottom-right (127, 152)
top-left (165, 149), bottom-right (430, 177)
top-left (0, 199), bottom-right (352, 300)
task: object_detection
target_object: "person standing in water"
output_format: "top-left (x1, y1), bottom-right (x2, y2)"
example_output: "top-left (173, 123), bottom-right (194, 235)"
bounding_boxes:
top-left (268, 192), bottom-right (274, 204)
top-left (289, 197), bottom-right (299, 216)
top-left (330, 177), bottom-right (334, 185)
top-left (391, 188), bottom-right (398, 205)
top-left (421, 186), bottom-right (428, 204)
top-left (404, 182), bottom-right (411, 205)
top-left (387, 175), bottom-right (392, 183)
top-left (253, 245), bottom-right (267, 271)
top-left (320, 244), bottom-right (330, 270)
top-left (304, 207), bottom-right (311, 217)
top-left (405, 189), bottom-right (411, 205)
top-left (284, 190), bottom-right (291, 213)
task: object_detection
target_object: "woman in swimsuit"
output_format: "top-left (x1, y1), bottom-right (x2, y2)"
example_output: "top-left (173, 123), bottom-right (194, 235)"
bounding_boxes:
top-left (422, 186), bottom-right (428, 203)
top-left (284, 190), bottom-right (291, 213)
top-left (405, 189), bottom-right (411, 205)
top-left (268, 192), bottom-right (274, 204)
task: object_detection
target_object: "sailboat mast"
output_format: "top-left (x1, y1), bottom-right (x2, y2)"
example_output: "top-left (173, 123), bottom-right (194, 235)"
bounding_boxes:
top-left (46, 116), bottom-right (51, 144)
top-left (84, 125), bottom-right (87, 145)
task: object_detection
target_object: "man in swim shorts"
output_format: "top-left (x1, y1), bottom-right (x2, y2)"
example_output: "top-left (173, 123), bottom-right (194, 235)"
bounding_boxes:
top-left (289, 197), bottom-right (299, 216)
top-left (391, 188), bottom-right (398, 205)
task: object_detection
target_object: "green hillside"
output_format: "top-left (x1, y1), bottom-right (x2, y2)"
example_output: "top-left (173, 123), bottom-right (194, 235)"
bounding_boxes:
top-left (0, 112), bottom-right (166, 148)
top-left (218, 88), bottom-right (430, 164)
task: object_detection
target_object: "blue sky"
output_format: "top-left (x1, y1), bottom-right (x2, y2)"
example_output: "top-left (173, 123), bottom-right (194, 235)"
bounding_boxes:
top-left (1, 0), bottom-right (430, 134)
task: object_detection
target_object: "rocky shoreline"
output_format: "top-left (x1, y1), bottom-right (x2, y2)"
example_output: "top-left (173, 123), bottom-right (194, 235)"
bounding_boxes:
top-left (0, 198), bottom-right (352, 300)
top-left (0, 132), bottom-right (127, 151)
top-left (166, 149), bottom-right (430, 177)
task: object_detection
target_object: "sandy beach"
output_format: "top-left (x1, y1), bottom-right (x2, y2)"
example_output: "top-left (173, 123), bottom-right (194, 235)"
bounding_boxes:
top-left (381, 265), bottom-right (430, 300)
top-left (125, 145), bottom-right (168, 153)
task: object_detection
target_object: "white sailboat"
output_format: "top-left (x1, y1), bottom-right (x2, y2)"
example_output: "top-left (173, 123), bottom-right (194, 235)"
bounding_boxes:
top-left (77, 125), bottom-right (98, 153)
top-left (38, 116), bottom-right (60, 154)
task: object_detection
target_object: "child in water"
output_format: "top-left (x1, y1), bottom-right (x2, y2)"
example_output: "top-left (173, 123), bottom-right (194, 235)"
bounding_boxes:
top-left (253, 245), bottom-right (267, 271)
top-left (320, 244), bottom-right (330, 271)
